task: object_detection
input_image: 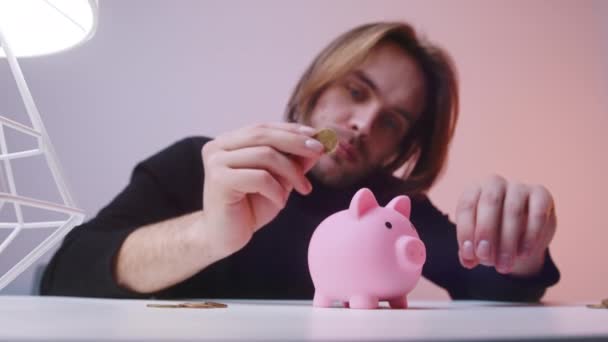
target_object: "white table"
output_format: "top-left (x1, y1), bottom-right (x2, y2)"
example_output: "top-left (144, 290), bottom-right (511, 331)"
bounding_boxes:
top-left (0, 296), bottom-right (606, 341)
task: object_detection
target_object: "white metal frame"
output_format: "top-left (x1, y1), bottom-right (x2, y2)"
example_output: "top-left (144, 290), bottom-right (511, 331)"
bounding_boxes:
top-left (0, 25), bottom-right (85, 291)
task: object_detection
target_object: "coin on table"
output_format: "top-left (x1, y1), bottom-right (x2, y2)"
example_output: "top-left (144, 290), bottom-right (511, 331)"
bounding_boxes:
top-left (181, 301), bottom-right (228, 309)
top-left (205, 301), bottom-right (228, 308)
top-left (147, 301), bottom-right (228, 309)
top-left (313, 128), bottom-right (338, 154)
top-left (146, 303), bottom-right (183, 308)
top-left (586, 299), bottom-right (608, 309)
top-left (180, 302), bottom-right (214, 309)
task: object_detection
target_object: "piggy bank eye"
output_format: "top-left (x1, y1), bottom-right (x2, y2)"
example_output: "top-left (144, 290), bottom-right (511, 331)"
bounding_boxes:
top-left (385, 221), bottom-right (392, 229)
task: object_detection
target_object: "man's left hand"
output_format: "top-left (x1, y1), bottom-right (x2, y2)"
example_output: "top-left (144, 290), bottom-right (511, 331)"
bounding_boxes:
top-left (455, 175), bottom-right (557, 275)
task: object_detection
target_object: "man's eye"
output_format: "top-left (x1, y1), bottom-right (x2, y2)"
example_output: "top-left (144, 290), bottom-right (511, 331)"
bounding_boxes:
top-left (347, 84), bottom-right (366, 102)
top-left (378, 114), bottom-right (408, 136)
top-left (380, 115), bottom-right (400, 129)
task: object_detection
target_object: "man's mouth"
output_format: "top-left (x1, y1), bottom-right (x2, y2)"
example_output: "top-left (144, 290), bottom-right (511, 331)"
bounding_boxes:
top-left (336, 141), bottom-right (358, 163)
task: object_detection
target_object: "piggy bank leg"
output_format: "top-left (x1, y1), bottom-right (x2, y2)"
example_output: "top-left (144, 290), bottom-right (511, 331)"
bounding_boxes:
top-left (349, 295), bottom-right (379, 309)
top-left (313, 293), bottom-right (333, 307)
top-left (388, 296), bottom-right (408, 309)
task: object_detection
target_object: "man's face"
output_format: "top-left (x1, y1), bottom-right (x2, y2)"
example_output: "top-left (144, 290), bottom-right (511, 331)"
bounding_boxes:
top-left (306, 42), bottom-right (427, 187)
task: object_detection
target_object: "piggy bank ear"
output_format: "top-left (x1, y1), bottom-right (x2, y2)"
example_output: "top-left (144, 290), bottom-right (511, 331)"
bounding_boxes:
top-left (386, 195), bottom-right (411, 218)
top-left (349, 188), bottom-right (379, 218)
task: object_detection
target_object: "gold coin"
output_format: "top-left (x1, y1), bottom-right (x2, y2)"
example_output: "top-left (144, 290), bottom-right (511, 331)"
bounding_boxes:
top-left (147, 301), bottom-right (228, 309)
top-left (146, 303), bottom-right (182, 308)
top-left (205, 301), bottom-right (228, 308)
top-left (182, 301), bottom-right (228, 309)
top-left (313, 128), bottom-right (338, 154)
top-left (180, 302), bottom-right (215, 309)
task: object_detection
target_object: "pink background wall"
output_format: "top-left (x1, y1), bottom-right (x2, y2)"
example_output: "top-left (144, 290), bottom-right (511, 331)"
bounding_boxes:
top-left (408, 0), bottom-right (608, 302)
top-left (0, 0), bottom-right (606, 299)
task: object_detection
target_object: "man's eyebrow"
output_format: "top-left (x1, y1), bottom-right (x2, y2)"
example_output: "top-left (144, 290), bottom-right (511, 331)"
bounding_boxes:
top-left (352, 70), bottom-right (415, 123)
top-left (353, 70), bottom-right (379, 93)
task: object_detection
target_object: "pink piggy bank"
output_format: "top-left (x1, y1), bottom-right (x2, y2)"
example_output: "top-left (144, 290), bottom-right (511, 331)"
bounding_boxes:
top-left (308, 188), bottom-right (426, 309)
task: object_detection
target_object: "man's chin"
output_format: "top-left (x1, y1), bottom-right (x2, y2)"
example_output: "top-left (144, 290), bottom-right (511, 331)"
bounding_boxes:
top-left (308, 160), bottom-right (366, 189)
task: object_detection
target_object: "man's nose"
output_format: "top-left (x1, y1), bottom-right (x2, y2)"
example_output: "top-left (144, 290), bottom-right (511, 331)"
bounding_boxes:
top-left (348, 105), bottom-right (379, 137)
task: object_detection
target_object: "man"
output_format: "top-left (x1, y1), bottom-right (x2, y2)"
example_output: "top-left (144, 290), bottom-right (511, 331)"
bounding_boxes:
top-left (41, 22), bottom-right (559, 301)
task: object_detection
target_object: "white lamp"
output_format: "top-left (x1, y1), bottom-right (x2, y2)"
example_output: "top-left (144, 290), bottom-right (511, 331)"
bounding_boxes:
top-left (0, 0), bottom-right (98, 290)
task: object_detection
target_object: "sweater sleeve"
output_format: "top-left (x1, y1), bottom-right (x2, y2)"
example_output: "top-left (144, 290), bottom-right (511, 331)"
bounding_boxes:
top-left (412, 196), bottom-right (560, 302)
top-left (39, 137), bottom-right (207, 298)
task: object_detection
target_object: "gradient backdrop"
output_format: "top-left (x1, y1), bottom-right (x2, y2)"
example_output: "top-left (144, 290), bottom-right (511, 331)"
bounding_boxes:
top-left (0, 0), bottom-right (606, 301)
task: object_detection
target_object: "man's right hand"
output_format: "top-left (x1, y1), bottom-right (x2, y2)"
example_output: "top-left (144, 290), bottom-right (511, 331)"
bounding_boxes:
top-left (200, 123), bottom-right (325, 255)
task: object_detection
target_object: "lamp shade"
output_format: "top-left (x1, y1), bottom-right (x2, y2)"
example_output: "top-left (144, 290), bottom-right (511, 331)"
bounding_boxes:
top-left (0, 0), bottom-right (98, 57)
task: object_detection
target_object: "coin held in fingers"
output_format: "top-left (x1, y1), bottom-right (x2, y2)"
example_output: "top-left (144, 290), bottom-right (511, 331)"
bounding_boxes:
top-left (313, 128), bottom-right (338, 154)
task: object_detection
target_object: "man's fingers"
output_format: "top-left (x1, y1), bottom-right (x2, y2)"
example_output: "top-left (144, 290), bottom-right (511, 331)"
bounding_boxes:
top-left (249, 122), bottom-right (317, 135)
top-left (474, 175), bottom-right (507, 266)
top-left (497, 183), bottom-right (528, 274)
top-left (214, 123), bottom-right (325, 159)
top-left (455, 184), bottom-right (481, 267)
top-left (222, 168), bottom-right (288, 209)
top-left (298, 154), bottom-right (323, 174)
top-left (455, 177), bottom-right (557, 275)
top-left (458, 250), bottom-right (479, 269)
top-left (219, 147), bottom-right (311, 195)
top-left (521, 185), bottom-right (553, 258)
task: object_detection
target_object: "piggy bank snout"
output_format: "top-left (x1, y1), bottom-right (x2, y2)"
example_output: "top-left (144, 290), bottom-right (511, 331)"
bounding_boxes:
top-left (396, 236), bottom-right (426, 270)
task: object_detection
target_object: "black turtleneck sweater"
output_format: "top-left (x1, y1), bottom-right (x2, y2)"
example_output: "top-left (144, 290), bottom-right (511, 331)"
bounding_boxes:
top-left (40, 137), bottom-right (560, 301)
